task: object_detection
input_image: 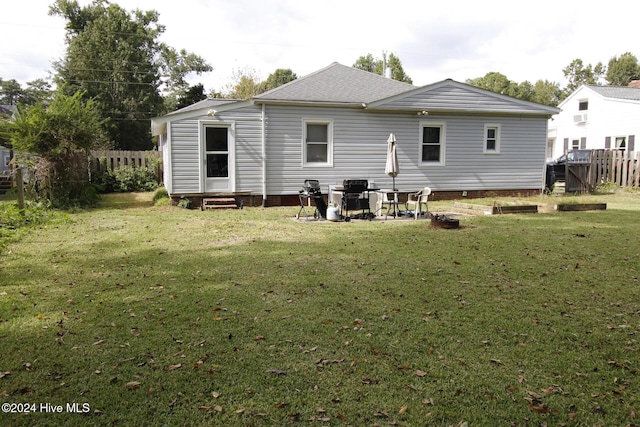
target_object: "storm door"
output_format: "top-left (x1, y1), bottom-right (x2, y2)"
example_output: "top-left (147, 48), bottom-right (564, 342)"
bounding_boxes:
top-left (203, 125), bottom-right (234, 192)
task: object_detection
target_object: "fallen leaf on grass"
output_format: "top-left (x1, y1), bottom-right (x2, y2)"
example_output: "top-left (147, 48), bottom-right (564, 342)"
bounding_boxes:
top-left (168, 363), bottom-right (182, 371)
top-left (415, 370), bottom-right (427, 377)
top-left (93, 340), bottom-right (104, 345)
top-left (527, 390), bottom-right (543, 399)
top-left (126, 381), bottom-right (141, 390)
top-left (399, 405), bottom-right (408, 414)
top-left (211, 391), bottom-right (220, 398)
top-left (0, 372), bottom-right (10, 379)
top-left (268, 369), bottom-right (287, 376)
top-left (528, 403), bottom-right (550, 414)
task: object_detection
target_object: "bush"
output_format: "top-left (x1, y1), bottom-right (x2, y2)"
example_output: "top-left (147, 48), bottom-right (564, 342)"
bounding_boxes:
top-left (152, 187), bottom-right (170, 206)
top-left (94, 166), bottom-right (159, 193)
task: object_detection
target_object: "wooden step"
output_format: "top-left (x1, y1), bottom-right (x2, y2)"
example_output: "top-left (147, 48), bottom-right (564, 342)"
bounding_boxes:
top-left (0, 176), bottom-right (11, 194)
top-left (202, 197), bottom-right (239, 210)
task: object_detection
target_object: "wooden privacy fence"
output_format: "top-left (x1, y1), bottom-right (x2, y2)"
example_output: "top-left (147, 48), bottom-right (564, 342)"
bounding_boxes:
top-left (90, 150), bottom-right (163, 183)
top-left (567, 150), bottom-right (639, 193)
top-left (91, 150), bottom-right (161, 170)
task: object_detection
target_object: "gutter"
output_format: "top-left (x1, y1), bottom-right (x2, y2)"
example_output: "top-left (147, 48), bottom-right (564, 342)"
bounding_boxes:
top-left (261, 103), bottom-right (267, 207)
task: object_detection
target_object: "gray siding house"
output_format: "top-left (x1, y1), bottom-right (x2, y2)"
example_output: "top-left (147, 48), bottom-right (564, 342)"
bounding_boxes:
top-left (151, 63), bottom-right (559, 206)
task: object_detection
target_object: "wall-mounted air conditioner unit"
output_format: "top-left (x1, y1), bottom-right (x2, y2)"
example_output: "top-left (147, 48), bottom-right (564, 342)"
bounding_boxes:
top-left (573, 113), bottom-right (587, 123)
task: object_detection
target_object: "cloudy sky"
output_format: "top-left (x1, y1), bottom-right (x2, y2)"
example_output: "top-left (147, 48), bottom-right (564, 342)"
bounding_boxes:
top-left (2, 0), bottom-right (638, 92)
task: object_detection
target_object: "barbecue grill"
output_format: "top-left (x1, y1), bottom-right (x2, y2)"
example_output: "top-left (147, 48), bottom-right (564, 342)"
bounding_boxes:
top-left (296, 179), bottom-right (327, 220)
top-left (340, 179), bottom-right (375, 221)
top-left (342, 179), bottom-right (368, 192)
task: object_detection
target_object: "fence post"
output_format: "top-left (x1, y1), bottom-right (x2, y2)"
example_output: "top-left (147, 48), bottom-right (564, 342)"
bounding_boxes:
top-left (16, 167), bottom-right (25, 215)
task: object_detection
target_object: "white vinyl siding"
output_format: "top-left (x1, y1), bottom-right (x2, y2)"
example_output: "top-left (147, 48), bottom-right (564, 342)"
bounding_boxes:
top-left (165, 103), bottom-right (549, 196)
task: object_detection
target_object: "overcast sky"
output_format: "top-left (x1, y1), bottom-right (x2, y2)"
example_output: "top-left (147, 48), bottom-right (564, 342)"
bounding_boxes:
top-left (2, 0), bottom-right (639, 93)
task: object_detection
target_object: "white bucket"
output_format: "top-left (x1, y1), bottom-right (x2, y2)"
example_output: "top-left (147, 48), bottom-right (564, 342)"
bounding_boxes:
top-left (326, 205), bottom-right (340, 221)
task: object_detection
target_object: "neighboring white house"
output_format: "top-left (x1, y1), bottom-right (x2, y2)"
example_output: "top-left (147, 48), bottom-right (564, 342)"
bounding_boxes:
top-left (152, 62), bottom-right (559, 206)
top-left (547, 84), bottom-right (640, 161)
top-left (0, 105), bottom-right (16, 174)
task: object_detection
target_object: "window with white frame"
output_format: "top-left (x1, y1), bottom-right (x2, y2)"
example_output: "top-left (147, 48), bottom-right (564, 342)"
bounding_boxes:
top-left (615, 136), bottom-right (627, 150)
top-left (484, 124), bottom-right (501, 154)
top-left (303, 120), bottom-right (332, 166)
top-left (205, 126), bottom-right (229, 178)
top-left (420, 122), bottom-right (445, 165)
top-left (578, 99), bottom-right (588, 111)
top-left (571, 139), bottom-right (580, 150)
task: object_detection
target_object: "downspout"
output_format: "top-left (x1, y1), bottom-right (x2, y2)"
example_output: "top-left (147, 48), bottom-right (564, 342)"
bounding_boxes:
top-left (261, 103), bottom-right (267, 207)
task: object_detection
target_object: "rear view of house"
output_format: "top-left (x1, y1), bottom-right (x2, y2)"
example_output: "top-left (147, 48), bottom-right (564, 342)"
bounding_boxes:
top-left (152, 63), bottom-right (559, 207)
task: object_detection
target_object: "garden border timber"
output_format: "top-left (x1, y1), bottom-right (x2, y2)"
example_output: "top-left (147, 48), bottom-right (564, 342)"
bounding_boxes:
top-left (556, 203), bottom-right (607, 211)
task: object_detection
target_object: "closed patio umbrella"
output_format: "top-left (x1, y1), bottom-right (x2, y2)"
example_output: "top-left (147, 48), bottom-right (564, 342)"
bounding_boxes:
top-left (385, 133), bottom-right (400, 216)
top-left (385, 133), bottom-right (399, 190)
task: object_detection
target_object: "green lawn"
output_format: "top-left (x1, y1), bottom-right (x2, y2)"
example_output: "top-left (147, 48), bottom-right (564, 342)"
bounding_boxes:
top-left (1, 191), bottom-right (639, 426)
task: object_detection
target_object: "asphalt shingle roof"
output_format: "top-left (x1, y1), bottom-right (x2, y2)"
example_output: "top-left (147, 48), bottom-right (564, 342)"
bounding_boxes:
top-left (254, 62), bottom-right (415, 104)
top-left (587, 85), bottom-right (640, 101)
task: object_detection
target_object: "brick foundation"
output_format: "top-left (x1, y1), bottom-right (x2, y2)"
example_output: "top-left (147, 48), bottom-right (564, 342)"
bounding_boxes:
top-left (171, 189), bottom-right (542, 209)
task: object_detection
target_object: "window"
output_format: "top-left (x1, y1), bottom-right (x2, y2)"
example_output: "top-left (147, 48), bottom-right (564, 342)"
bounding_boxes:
top-left (3, 155), bottom-right (9, 167)
top-left (484, 124), bottom-right (501, 154)
top-left (420, 122), bottom-right (446, 165)
top-left (303, 120), bottom-right (332, 166)
top-left (571, 139), bottom-right (580, 150)
top-left (578, 99), bottom-right (588, 111)
top-left (615, 136), bottom-right (627, 150)
top-left (205, 127), bottom-right (228, 177)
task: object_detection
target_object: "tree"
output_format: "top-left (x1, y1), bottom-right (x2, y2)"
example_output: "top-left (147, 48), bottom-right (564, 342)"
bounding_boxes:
top-left (466, 72), bottom-right (562, 107)
top-left (0, 78), bottom-right (53, 107)
top-left (531, 80), bottom-right (563, 107)
top-left (382, 53), bottom-right (413, 84)
top-left (50, 0), bottom-right (211, 150)
top-left (562, 58), bottom-right (605, 93)
top-left (352, 52), bottom-right (413, 84)
top-left (606, 52), bottom-right (640, 86)
top-left (224, 68), bottom-right (263, 99)
top-left (352, 54), bottom-right (377, 73)
top-left (466, 72), bottom-right (516, 95)
top-left (262, 69), bottom-right (298, 92)
top-left (5, 90), bottom-right (107, 207)
top-left (0, 79), bottom-right (23, 105)
top-left (175, 83), bottom-right (207, 110)
top-left (22, 79), bottom-right (54, 106)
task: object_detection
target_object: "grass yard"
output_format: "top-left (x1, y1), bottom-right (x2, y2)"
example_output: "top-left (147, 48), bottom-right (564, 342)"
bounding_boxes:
top-left (1, 191), bottom-right (639, 426)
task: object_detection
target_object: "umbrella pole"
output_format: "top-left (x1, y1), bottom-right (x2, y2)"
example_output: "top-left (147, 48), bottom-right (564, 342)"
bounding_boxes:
top-left (392, 176), bottom-right (398, 217)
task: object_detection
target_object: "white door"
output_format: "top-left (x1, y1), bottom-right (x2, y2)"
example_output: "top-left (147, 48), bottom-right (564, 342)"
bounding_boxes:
top-left (202, 124), bottom-right (234, 192)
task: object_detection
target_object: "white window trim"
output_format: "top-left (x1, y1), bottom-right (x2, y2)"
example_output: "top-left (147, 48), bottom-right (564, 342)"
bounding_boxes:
top-left (483, 123), bottom-right (501, 154)
top-left (419, 121), bottom-right (446, 166)
top-left (198, 120), bottom-right (236, 193)
top-left (302, 118), bottom-right (333, 167)
top-left (578, 98), bottom-right (589, 111)
top-left (615, 136), bottom-right (627, 149)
